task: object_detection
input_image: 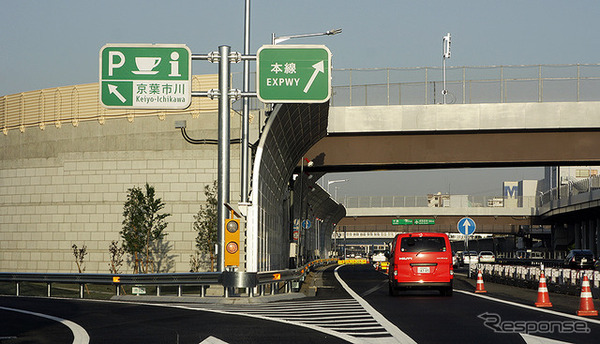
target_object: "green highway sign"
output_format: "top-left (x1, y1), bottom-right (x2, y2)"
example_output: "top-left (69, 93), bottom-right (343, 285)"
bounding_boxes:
top-left (256, 45), bottom-right (332, 103)
top-left (392, 218), bottom-right (436, 225)
top-left (99, 44), bottom-right (191, 109)
top-left (392, 219), bottom-right (413, 225)
top-left (414, 219), bottom-right (436, 225)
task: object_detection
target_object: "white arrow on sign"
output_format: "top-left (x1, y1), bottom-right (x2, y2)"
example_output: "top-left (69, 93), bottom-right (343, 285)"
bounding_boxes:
top-left (463, 220), bottom-right (471, 233)
top-left (303, 60), bottom-right (324, 93)
top-left (107, 84), bottom-right (127, 103)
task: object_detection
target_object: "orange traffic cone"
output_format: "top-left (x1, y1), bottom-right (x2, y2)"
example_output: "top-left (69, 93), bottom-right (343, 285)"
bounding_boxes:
top-left (475, 270), bottom-right (487, 293)
top-left (535, 271), bottom-right (552, 307)
top-left (577, 275), bottom-right (598, 316)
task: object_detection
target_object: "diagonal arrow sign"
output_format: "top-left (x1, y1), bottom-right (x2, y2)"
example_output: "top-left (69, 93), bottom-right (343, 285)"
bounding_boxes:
top-left (303, 60), bottom-right (324, 93)
top-left (107, 84), bottom-right (127, 103)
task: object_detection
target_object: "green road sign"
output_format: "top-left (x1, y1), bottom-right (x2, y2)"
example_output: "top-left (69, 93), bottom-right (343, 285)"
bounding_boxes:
top-left (414, 219), bottom-right (436, 225)
top-left (99, 44), bottom-right (191, 109)
top-left (392, 218), bottom-right (436, 225)
top-left (256, 45), bottom-right (332, 103)
top-left (392, 219), bottom-right (413, 225)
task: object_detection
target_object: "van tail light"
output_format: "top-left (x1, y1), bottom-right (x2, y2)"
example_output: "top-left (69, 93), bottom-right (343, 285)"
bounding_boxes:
top-left (393, 270), bottom-right (398, 276)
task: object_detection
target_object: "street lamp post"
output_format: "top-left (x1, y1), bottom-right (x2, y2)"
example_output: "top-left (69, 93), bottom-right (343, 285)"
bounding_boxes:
top-left (442, 33), bottom-right (451, 104)
top-left (327, 179), bottom-right (348, 201)
top-left (272, 28), bottom-right (342, 45)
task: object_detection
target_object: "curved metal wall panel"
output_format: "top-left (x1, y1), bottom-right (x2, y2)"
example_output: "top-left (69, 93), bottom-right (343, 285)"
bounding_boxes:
top-left (248, 102), bottom-right (330, 272)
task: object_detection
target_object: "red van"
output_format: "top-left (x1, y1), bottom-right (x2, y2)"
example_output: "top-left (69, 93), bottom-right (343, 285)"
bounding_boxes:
top-left (388, 232), bottom-right (454, 296)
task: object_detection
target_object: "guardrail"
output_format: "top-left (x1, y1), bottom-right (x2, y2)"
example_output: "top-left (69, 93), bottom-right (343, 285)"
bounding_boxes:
top-left (471, 263), bottom-right (600, 296)
top-left (0, 259), bottom-right (336, 299)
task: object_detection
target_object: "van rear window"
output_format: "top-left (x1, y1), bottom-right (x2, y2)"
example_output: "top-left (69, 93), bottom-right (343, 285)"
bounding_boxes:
top-left (400, 237), bottom-right (446, 253)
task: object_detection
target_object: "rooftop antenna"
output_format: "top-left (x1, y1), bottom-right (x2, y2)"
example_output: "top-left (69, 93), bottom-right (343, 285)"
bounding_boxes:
top-left (442, 33), bottom-right (451, 104)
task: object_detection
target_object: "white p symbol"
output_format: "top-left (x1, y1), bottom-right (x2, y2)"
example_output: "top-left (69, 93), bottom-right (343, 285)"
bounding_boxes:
top-left (108, 51), bottom-right (125, 76)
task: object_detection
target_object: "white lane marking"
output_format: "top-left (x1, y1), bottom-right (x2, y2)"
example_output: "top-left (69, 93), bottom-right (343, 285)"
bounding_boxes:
top-left (520, 333), bottom-right (572, 344)
top-left (199, 336), bottom-right (230, 344)
top-left (151, 302), bottom-right (362, 344)
top-left (455, 289), bottom-right (600, 325)
top-left (334, 265), bottom-right (418, 344)
top-left (0, 306), bottom-right (90, 344)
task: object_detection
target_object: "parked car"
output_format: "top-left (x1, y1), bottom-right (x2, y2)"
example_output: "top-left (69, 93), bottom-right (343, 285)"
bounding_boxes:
top-left (563, 249), bottom-right (596, 269)
top-left (388, 232), bottom-right (453, 296)
top-left (478, 251), bottom-right (496, 263)
top-left (462, 251), bottom-right (479, 265)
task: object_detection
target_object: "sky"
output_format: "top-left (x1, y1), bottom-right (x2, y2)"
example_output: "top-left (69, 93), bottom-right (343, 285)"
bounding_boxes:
top-left (2, 0), bottom-right (597, 197)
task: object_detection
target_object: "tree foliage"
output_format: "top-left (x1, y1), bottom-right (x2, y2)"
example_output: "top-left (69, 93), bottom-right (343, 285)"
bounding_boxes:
top-left (193, 180), bottom-right (218, 271)
top-left (120, 183), bottom-right (170, 273)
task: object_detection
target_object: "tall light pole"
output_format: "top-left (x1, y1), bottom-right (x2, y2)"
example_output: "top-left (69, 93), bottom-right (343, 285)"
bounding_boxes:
top-left (327, 179), bottom-right (348, 200)
top-left (442, 33), bottom-right (451, 104)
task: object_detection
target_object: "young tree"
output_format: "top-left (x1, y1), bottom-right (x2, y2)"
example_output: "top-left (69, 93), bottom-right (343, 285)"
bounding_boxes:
top-left (120, 183), bottom-right (170, 273)
top-left (108, 240), bottom-right (125, 274)
top-left (193, 181), bottom-right (218, 271)
top-left (72, 243), bottom-right (90, 295)
top-left (72, 243), bottom-right (88, 273)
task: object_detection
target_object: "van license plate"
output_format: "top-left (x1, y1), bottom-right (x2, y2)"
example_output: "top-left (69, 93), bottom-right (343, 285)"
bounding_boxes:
top-left (417, 267), bottom-right (430, 273)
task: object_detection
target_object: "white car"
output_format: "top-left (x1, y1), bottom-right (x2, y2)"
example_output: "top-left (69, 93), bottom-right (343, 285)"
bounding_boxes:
top-left (462, 251), bottom-right (478, 265)
top-left (478, 251), bottom-right (495, 263)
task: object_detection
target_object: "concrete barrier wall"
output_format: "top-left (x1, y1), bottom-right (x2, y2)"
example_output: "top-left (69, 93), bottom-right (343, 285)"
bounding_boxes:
top-left (1, 110), bottom-right (245, 274)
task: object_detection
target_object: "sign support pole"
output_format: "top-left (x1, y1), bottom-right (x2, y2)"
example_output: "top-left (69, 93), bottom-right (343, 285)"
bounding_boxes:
top-left (241, 0), bottom-right (251, 204)
top-left (217, 45), bottom-right (231, 273)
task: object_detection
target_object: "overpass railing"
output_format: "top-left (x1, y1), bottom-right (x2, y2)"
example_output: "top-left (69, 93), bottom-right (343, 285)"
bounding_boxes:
top-left (539, 174), bottom-right (600, 206)
top-left (4, 64), bottom-right (600, 134)
top-left (0, 259), bottom-right (336, 299)
top-left (329, 63), bottom-right (600, 106)
top-left (339, 195), bottom-right (537, 209)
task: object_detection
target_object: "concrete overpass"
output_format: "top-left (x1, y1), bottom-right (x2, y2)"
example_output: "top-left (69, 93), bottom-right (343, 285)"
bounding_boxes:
top-left (304, 102), bottom-right (600, 172)
top-left (297, 101), bottom-right (600, 253)
top-left (339, 203), bottom-right (535, 234)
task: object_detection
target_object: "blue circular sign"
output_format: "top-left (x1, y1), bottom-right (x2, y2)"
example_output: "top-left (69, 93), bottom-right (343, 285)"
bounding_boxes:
top-left (457, 217), bottom-right (476, 235)
top-left (302, 219), bottom-right (312, 229)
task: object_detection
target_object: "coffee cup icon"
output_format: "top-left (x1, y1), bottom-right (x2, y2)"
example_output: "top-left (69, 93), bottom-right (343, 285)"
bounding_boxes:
top-left (133, 57), bottom-right (161, 75)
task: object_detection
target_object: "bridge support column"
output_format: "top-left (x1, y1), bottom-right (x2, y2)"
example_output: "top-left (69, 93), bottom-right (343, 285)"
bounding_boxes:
top-left (586, 219), bottom-right (596, 251)
top-left (596, 218), bottom-right (600, 256)
top-left (574, 222), bottom-right (582, 249)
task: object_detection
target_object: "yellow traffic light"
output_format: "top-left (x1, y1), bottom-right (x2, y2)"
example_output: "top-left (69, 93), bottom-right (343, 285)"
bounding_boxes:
top-left (224, 218), bottom-right (240, 267)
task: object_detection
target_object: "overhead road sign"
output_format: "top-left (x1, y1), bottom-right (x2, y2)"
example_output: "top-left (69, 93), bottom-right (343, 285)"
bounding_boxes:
top-left (256, 45), bottom-right (332, 103)
top-left (99, 44), bottom-right (191, 109)
top-left (392, 219), bottom-right (413, 225)
top-left (392, 218), bottom-right (436, 225)
top-left (457, 217), bottom-right (476, 235)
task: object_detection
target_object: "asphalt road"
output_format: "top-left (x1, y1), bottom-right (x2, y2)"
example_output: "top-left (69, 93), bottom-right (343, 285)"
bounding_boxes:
top-left (0, 295), bottom-right (348, 343)
top-left (335, 264), bottom-right (600, 343)
top-left (2, 264), bottom-right (600, 343)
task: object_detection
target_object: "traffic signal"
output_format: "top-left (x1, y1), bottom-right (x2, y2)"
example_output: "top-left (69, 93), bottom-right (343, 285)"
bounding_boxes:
top-left (224, 218), bottom-right (240, 267)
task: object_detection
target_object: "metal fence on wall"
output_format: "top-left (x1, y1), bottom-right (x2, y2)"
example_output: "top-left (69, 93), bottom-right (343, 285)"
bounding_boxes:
top-left (339, 195), bottom-right (537, 209)
top-left (329, 63), bottom-right (600, 106)
top-left (4, 64), bottom-right (600, 134)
